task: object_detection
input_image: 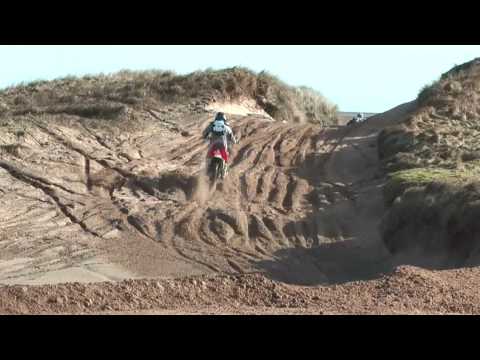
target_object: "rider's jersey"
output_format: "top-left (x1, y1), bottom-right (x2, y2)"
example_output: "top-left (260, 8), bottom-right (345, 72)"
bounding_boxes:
top-left (203, 120), bottom-right (237, 146)
top-left (212, 120), bottom-right (227, 135)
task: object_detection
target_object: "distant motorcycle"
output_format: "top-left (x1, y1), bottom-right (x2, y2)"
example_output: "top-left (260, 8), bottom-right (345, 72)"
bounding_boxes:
top-left (347, 114), bottom-right (365, 126)
top-left (347, 118), bottom-right (357, 126)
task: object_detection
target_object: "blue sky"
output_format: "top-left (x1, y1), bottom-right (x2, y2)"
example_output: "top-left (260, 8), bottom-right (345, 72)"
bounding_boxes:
top-left (0, 45), bottom-right (479, 112)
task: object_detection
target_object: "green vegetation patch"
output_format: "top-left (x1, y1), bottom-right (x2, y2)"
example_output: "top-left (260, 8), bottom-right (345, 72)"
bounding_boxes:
top-left (384, 167), bottom-right (478, 206)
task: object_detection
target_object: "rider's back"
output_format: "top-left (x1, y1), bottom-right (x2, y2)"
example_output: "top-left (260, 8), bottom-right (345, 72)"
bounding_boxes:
top-left (212, 119), bottom-right (228, 136)
top-left (207, 121), bottom-right (234, 143)
top-left (204, 112), bottom-right (237, 146)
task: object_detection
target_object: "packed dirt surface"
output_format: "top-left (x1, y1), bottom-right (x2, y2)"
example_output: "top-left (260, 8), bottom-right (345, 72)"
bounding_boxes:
top-left (1, 97), bottom-right (479, 314)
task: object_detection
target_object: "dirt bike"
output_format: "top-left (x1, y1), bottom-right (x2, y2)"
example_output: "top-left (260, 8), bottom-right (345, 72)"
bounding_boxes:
top-left (207, 143), bottom-right (228, 185)
top-left (347, 118), bottom-right (359, 126)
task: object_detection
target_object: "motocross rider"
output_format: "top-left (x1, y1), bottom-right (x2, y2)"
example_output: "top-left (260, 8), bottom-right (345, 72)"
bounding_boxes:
top-left (202, 112), bottom-right (237, 176)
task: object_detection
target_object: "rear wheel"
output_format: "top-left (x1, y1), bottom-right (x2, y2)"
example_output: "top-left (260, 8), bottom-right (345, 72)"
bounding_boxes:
top-left (209, 158), bottom-right (223, 184)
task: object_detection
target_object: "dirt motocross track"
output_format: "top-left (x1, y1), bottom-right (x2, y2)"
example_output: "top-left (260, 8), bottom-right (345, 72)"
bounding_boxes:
top-left (4, 102), bottom-right (478, 314)
top-left (0, 110), bottom-right (386, 281)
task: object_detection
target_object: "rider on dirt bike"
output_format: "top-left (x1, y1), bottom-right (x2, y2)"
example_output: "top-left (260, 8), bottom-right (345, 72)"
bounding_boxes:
top-left (347, 113), bottom-right (364, 126)
top-left (202, 112), bottom-right (237, 178)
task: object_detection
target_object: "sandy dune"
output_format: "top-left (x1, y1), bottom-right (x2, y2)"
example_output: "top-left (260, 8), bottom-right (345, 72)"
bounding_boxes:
top-left (1, 101), bottom-right (478, 314)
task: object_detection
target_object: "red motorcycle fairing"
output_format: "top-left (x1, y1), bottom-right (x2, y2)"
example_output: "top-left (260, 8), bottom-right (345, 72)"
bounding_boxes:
top-left (208, 145), bottom-right (229, 163)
